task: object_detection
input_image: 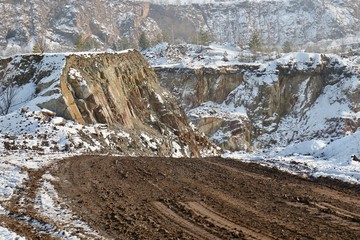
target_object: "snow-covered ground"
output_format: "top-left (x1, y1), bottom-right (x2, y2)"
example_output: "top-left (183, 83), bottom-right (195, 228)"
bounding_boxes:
top-left (0, 107), bottom-right (126, 238)
top-left (224, 132), bottom-right (360, 184)
top-left (143, 42), bottom-right (263, 68)
top-left (0, 152), bottom-right (103, 239)
top-left (0, 226), bottom-right (26, 240)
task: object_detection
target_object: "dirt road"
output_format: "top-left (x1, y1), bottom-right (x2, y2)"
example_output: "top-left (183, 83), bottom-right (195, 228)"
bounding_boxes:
top-left (49, 155), bottom-right (360, 239)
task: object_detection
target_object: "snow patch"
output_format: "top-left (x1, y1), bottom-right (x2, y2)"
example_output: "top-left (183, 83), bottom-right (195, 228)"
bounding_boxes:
top-left (35, 180), bottom-right (101, 239)
top-left (171, 141), bottom-right (183, 158)
top-left (0, 226), bottom-right (26, 240)
top-left (224, 130), bottom-right (360, 184)
top-left (279, 140), bottom-right (328, 156)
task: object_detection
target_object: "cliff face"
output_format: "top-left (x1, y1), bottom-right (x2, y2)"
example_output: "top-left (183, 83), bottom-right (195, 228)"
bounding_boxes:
top-left (156, 65), bottom-right (256, 151)
top-left (0, 51), bottom-right (215, 157)
top-left (156, 65), bottom-right (259, 110)
top-left (156, 65), bottom-right (254, 151)
top-left (0, 0), bottom-right (160, 51)
top-left (1, 0), bottom-right (360, 53)
top-left (155, 53), bottom-right (360, 151)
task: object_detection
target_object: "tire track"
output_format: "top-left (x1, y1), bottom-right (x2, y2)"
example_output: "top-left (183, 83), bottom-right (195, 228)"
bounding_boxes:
top-left (312, 202), bottom-right (360, 222)
top-left (285, 201), bottom-right (360, 231)
top-left (312, 188), bottom-right (360, 205)
top-left (152, 201), bottom-right (221, 240)
top-left (2, 164), bottom-right (102, 240)
top-left (205, 160), bottom-right (270, 181)
top-left (52, 156), bottom-right (360, 239)
top-left (197, 186), bottom-right (313, 238)
top-left (316, 202), bottom-right (360, 221)
top-left (183, 202), bottom-right (272, 240)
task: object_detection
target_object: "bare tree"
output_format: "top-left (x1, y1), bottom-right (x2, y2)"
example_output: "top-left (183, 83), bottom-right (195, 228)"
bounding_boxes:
top-left (0, 84), bottom-right (18, 115)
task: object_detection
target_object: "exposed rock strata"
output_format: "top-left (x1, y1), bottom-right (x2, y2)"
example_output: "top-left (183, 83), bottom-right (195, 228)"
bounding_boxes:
top-left (156, 65), bottom-right (259, 110)
top-left (0, 51), bottom-right (215, 157)
top-left (156, 54), bottom-right (360, 151)
top-left (1, 0), bottom-right (360, 52)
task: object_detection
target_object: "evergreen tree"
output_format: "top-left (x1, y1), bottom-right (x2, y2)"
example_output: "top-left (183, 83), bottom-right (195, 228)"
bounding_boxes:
top-left (249, 31), bottom-right (262, 52)
top-left (32, 37), bottom-right (47, 54)
top-left (348, 48), bottom-right (354, 56)
top-left (75, 34), bottom-right (96, 51)
top-left (32, 44), bottom-right (43, 54)
top-left (199, 29), bottom-right (212, 46)
top-left (138, 32), bottom-right (150, 50)
top-left (162, 32), bottom-right (171, 43)
top-left (113, 37), bottom-right (130, 51)
top-left (283, 41), bottom-right (292, 53)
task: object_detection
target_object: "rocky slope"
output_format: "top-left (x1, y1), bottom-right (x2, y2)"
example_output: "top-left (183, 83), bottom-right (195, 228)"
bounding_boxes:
top-left (149, 0), bottom-right (360, 49)
top-left (152, 46), bottom-right (360, 151)
top-left (0, 50), bottom-right (216, 157)
top-left (1, 0), bottom-right (360, 54)
top-left (0, 0), bottom-right (160, 52)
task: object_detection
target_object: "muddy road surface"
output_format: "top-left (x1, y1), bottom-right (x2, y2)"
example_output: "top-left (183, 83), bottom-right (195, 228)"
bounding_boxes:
top-left (51, 156), bottom-right (360, 239)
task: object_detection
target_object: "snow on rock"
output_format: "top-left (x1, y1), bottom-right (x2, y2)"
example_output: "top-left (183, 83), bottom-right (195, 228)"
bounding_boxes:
top-left (140, 133), bottom-right (159, 152)
top-left (0, 51), bottom-right (217, 158)
top-left (171, 141), bottom-right (184, 158)
top-left (150, 43), bottom-right (360, 183)
top-left (279, 140), bottom-right (328, 156)
top-left (0, 109), bottom-right (121, 153)
top-left (145, 42), bottom-right (257, 69)
top-left (2, 0), bottom-right (360, 54)
top-left (0, 226), bottom-right (26, 240)
top-left (218, 51), bottom-right (360, 183)
top-left (223, 146), bottom-right (360, 184)
top-left (316, 130), bottom-right (360, 162)
top-left (223, 129), bottom-right (360, 184)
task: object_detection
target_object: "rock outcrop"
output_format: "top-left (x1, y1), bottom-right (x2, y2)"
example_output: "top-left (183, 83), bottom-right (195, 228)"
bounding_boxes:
top-left (155, 53), bottom-right (360, 151)
top-left (156, 65), bottom-right (259, 110)
top-left (1, 0), bottom-right (360, 53)
top-left (0, 51), bottom-right (216, 157)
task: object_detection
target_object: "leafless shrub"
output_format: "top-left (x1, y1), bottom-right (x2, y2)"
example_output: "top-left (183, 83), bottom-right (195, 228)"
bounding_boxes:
top-left (0, 84), bottom-right (18, 115)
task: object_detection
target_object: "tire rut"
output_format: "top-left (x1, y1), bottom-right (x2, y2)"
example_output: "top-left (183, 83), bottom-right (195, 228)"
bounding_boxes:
top-left (2, 167), bottom-right (58, 239)
top-left (205, 160), bottom-right (270, 181)
top-left (50, 156), bottom-right (360, 240)
top-left (195, 185), bottom-right (313, 239)
top-left (316, 202), bottom-right (360, 220)
top-left (1, 163), bottom-right (101, 239)
top-left (153, 201), bottom-right (220, 240)
top-left (285, 201), bottom-right (360, 231)
top-left (183, 202), bottom-right (272, 240)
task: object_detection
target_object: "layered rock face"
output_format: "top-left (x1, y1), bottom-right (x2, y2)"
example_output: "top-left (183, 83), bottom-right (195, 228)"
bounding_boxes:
top-left (156, 65), bottom-right (258, 110)
top-left (156, 65), bottom-right (257, 151)
top-left (0, 0), bottom-right (160, 51)
top-left (0, 51), bottom-right (215, 157)
top-left (150, 0), bottom-right (360, 47)
top-left (1, 0), bottom-right (360, 52)
top-left (156, 53), bottom-right (360, 151)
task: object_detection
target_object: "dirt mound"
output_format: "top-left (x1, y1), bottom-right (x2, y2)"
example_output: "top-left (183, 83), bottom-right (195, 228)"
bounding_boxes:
top-left (50, 156), bottom-right (360, 240)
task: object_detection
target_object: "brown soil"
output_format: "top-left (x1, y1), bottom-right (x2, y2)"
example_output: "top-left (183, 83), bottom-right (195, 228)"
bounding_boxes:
top-left (48, 155), bottom-right (360, 240)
